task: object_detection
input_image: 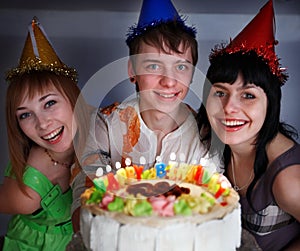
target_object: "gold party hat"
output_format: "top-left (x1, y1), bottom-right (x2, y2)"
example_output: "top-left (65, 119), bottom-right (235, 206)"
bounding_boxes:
top-left (6, 16), bottom-right (77, 82)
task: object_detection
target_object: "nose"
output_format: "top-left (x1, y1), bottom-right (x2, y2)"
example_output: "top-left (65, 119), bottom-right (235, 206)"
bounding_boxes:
top-left (223, 95), bottom-right (240, 114)
top-left (36, 113), bottom-right (51, 129)
top-left (160, 69), bottom-right (177, 88)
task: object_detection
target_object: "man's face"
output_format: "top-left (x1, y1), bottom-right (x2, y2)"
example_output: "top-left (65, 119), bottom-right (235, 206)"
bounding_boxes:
top-left (129, 42), bottom-right (194, 114)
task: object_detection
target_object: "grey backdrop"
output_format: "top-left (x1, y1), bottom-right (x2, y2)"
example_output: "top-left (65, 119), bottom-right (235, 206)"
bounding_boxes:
top-left (0, 0), bottom-right (299, 235)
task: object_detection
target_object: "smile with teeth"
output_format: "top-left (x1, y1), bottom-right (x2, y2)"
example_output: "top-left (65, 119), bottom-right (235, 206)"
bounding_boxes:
top-left (156, 92), bottom-right (180, 98)
top-left (42, 126), bottom-right (63, 141)
top-left (221, 120), bottom-right (246, 127)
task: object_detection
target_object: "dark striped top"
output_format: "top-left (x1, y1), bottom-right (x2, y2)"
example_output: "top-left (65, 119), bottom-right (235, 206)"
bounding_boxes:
top-left (240, 143), bottom-right (300, 251)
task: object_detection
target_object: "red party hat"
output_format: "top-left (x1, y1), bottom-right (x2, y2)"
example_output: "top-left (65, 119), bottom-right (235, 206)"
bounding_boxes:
top-left (210, 0), bottom-right (287, 84)
top-left (229, 0), bottom-right (275, 56)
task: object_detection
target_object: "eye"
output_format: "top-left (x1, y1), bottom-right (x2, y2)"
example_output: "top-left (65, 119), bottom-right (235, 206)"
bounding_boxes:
top-left (146, 63), bottom-right (163, 73)
top-left (213, 90), bottom-right (226, 97)
top-left (45, 100), bottom-right (56, 108)
top-left (176, 64), bottom-right (187, 71)
top-left (146, 64), bottom-right (160, 72)
top-left (19, 112), bottom-right (31, 120)
top-left (242, 93), bottom-right (255, 99)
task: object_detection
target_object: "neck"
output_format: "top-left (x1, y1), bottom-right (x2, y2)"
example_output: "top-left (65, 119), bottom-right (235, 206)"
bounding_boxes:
top-left (140, 103), bottom-right (189, 134)
top-left (230, 151), bottom-right (254, 193)
top-left (45, 148), bottom-right (74, 168)
top-left (142, 111), bottom-right (176, 133)
top-left (230, 143), bottom-right (256, 159)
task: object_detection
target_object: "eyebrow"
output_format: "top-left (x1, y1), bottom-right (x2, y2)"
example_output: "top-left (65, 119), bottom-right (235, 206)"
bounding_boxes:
top-left (213, 83), bottom-right (259, 91)
top-left (141, 58), bottom-right (191, 65)
top-left (16, 93), bottom-right (55, 111)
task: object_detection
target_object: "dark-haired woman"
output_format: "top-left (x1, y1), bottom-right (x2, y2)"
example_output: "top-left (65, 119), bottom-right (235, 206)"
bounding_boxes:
top-left (197, 1), bottom-right (300, 250)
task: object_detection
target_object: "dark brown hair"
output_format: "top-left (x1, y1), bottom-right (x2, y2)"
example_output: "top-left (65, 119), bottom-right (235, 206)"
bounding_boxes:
top-left (128, 21), bottom-right (198, 66)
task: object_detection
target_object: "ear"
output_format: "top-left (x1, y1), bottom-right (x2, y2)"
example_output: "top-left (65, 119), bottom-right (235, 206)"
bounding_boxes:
top-left (128, 59), bottom-right (136, 84)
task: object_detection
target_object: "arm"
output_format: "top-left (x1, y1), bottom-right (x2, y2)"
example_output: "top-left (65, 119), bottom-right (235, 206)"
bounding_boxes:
top-left (71, 207), bottom-right (81, 233)
top-left (0, 177), bottom-right (41, 214)
top-left (70, 109), bottom-right (112, 231)
top-left (273, 164), bottom-right (300, 221)
top-left (283, 237), bottom-right (300, 251)
top-left (273, 164), bottom-right (300, 251)
top-left (70, 166), bottom-right (91, 232)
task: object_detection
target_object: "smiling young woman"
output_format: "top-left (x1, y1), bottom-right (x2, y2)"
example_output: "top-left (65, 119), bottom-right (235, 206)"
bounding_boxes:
top-left (197, 1), bottom-right (300, 250)
top-left (0, 17), bottom-right (90, 251)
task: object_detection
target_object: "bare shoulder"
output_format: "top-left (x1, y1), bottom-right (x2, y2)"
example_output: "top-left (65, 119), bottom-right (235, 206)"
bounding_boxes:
top-left (0, 176), bottom-right (41, 214)
top-left (27, 146), bottom-right (47, 171)
top-left (269, 133), bottom-right (300, 221)
top-left (267, 133), bottom-right (295, 163)
top-left (273, 164), bottom-right (300, 222)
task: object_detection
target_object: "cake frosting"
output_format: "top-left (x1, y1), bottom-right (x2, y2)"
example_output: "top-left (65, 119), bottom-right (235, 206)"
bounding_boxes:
top-left (80, 156), bottom-right (242, 251)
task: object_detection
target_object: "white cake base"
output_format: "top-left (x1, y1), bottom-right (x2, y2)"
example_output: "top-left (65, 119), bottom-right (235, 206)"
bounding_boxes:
top-left (80, 204), bottom-right (241, 251)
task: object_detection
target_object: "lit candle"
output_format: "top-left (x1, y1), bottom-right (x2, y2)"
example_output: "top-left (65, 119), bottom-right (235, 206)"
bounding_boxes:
top-left (199, 159), bottom-right (213, 184)
top-left (106, 165), bottom-right (112, 173)
top-left (166, 152), bottom-right (179, 179)
top-left (148, 168), bottom-right (157, 179)
top-left (93, 177), bottom-right (106, 192)
top-left (168, 166), bottom-right (177, 180)
top-left (140, 156), bottom-right (146, 166)
top-left (200, 158), bottom-right (208, 167)
top-left (202, 169), bottom-right (211, 184)
top-left (155, 156), bottom-right (166, 178)
top-left (116, 161), bottom-right (127, 186)
top-left (200, 157), bottom-right (217, 174)
top-left (179, 153), bottom-right (186, 163)
top-left (96, 167), bottom-right (104, 177)
top-left (177, 163), bottom-right (189, 181)
top-left (133, 156), bottom-right (145, 180)
top-left (115, 161), bottom-right (121, 170)
top-left (125, 157), bottom-right (131, 167)
top-left (214, 179), bottom-right (230, 198)
top-left (133, 165), bottom-right (143, 180)
top-left (193, 165), bottom-right (204, 184)
top-left (106, 172), bottom-right (120, 191)
top-left (185, 157), bottom-right (198, 182)
top-left (126, 166), bottom-right (136, 179)
top-left (124, 157), bottom-right (135, 179)
top-left (167, 152), bottom-right (178, 170)
top-left (141, 169), bottom-right (150, 179)
top-left (208, 173), bottom-right (220, 194)
top-left (116, 167), bottom-right (127, 178)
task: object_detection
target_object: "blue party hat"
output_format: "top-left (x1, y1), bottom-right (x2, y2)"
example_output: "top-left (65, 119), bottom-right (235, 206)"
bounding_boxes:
top-left (138, 0), bottom-right (180, 27)
top-left (126, 0), bottom-right (196, 45)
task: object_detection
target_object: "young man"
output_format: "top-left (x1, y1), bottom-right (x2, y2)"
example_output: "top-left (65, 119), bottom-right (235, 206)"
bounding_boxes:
top-left (69, 0), bottom-right (206, 237)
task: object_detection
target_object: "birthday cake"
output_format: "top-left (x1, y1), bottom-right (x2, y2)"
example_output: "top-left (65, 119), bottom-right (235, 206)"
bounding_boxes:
top-left (80, 157), bottom-right (241, 251)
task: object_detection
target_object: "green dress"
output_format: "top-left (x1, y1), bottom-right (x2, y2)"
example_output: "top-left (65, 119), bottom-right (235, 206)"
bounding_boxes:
top-left (3, 163), bottom-right (73, 251)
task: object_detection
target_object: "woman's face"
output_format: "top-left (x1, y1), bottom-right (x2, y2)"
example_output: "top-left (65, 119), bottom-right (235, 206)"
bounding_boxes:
top-left (16, 84), bottom-right (77, 153)
top-left (206, 73), bottom-right (267, 147)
